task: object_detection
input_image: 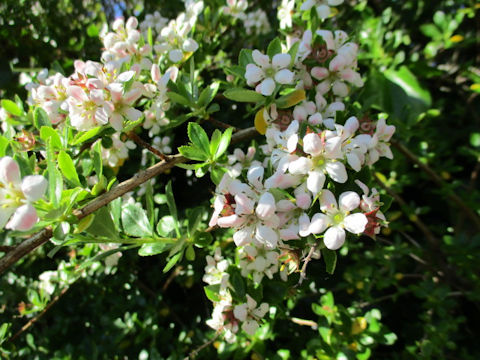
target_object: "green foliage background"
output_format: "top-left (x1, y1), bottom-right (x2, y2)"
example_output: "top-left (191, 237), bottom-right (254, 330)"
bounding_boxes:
top-left (1, 0), bottom-right (479, 359)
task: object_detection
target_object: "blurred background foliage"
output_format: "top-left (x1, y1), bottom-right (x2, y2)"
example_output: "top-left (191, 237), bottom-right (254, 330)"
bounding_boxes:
top-left (1, 0), bottom-right (480, 359)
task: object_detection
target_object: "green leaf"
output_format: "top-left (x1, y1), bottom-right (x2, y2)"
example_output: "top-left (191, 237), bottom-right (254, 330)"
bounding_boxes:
top-left (58, 151), bottom-right (81, 187)
top-left (157, 215), bottom-right (176, 237)
top-left (287, 41), bottom-right (300, 65)
top-left (204, 284), bottom-right (221, 302)
top-left (167, 91), bottom-right (192, 107)
top-left (193, 232), bottom-right (213, 247)
top-left (230, 269), bottom-right (246, 300)
top-left (224, 88), bottom-right (265, 102)
top-left (86, 24), bottom-right (99, 37)
top-left (40, 126), bottom-right (62, 149)
top-left (185, 245), bottom-right (195, 261)
top-left (1, 99), bottom-right (22, 116)
top-left (198, 82), bottom-right (220, 108)
top-left (92, 141), bottom-right (103, 179)
top-left (187, 122), bottom-right (210, 155)
top-left (186, 207), bottom-right (203, 236)
top-left (46, 138), bottom-right (62, 207)
top-left (72, 126), bottom-right (103, 145)
top-left (165, 181), bottom-right (180, 237)
top-left (178, 145), bottom-right (209, 161)
top-left (85, 206), bottom-right (119, 239)
top-left (267, 37), bottom-right (282, 58)
top-left (138, 242), bottom-right (170, 256)
top-left (321, 248), bottom-right (337, 274)
top-left (470, 133), bottom-right (480, 147)
top-left (147, 27), bottom-right (153, 48)
top-left (0, 135), bottom-right (9, 157)
top-left (163, 251), bottom-right (182, 273)
top-left (121, 203), bottom-right (153, 237)
top-left (209, 129), bottom-right (222, 157)
top-left (238, 49), bottom-right (254, 68)
top-left (385, 66), bottom-right (432, 107)
top-left (214, 127), bottom-right (233, 160)
top-left (33, 107), bottom-right (51, 129)
top-left (210, 166), bottom-right (226, 185)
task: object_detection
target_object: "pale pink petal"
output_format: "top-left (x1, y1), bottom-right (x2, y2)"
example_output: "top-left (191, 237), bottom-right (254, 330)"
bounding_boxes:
top-left (21, 175), bottom-right (47, 202)
top-left (6, 204), bottom-right (38, 231)
top-left (0, 156), bottom-right (21, 185)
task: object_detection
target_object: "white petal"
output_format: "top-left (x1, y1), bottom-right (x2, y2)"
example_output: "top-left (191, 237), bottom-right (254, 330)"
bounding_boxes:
top-left (255, 225), bottom-right (278, 249)
top-left (242, 319), bottom-right (259, 335)
top-left (233, 304), bottom-right (248, 322)
top-left (0, 207), bottom-right (15, 230)
top-left (21, 175), bottom-right (47, 202)
top-left (169, 49), bottom-right (183, 63)
top-left (272, 53), bottom-right (291, 69)
top-left (289, 157), bottom-right (311, 175)
top-left (303, 133), bottom-right (323, 156)
top-left (344, 213), bottom-right (368, 234)
top-left (247, 164), bottom-right (264, 189)
top-left (298, 213), bottom-right (311, 237)
top-left (347, 153), bottom-right (362, 172)
top-left (252, 50), bottom-right (270, 68)
top-left (306, 171), bottom-right (325, 195)
top-left (325, 161), bottom-right (347, 183)
top-left (233, 226), bottom-right (254, 246)
top-left (332, 81), bottom-right (349, 97)
top-left (316, 4), bottom-right (331, 19)
top-left (309, 213), bottom-right (329, 234)
top-left (274, 69), bottom-right (294, 84)
top-left (183, 38), bottom-right (198, 52)
top-left (245, 64), bottom-right (264, 84)
top-left (323, 226), bottom-right (345, 250)
top-left (258, 78), bottom-right (275, 96)
top-left (339, 191), bottom-right (360, 212)
top-left (320, 189), bottom-right (337, 212)
top-left (256, 192), bottom-right (276, 220)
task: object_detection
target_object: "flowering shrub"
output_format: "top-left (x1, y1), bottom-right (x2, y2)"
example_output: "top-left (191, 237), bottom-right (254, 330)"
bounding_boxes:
top-left (1, 0), bottom-right (479, 359)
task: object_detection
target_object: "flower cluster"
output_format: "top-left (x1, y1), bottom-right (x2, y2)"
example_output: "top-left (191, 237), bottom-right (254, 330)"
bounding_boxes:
top-left (0, 157), bottom-right (47, 231)
top-left (203, 0), bottom-right (396, 341)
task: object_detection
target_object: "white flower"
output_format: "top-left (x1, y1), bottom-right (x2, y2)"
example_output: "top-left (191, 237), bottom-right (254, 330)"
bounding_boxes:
top-left (233, 294), bottom-right (269, 335)
top-left (245, 50), bottom-right (295, 96)
top-left (300, 0), bottom-right (344, 19)
top-left (278, 0), bottom-right (295, 29)
top-left (0, 157), bottom-right (47, 231)
top-left (309, 190), bottom-right (368, 250)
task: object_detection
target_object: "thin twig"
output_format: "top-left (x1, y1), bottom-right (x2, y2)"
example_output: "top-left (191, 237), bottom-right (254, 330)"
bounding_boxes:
top-left (297, 244), bottom-right (317, 286)
top-left (0, 127), bottom-right (258, 275)
top-left (373, 173), bottom-right (439, 250)
top-left (207, 117), bottom-right (237, 131)
top-left (7, 283), bottom-right (72, 343)
top-left (391, 139), bottom-right (480, 231)
top-left (127, 131), bottom-right (168, 160)
top-left (184, 331), bottom-right (221, 360)
top-left (290, 317), bottom-right (318, 329)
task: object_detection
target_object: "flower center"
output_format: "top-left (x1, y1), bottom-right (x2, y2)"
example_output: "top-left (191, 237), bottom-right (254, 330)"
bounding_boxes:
top-left (332, 212), bottom-right (344, 225)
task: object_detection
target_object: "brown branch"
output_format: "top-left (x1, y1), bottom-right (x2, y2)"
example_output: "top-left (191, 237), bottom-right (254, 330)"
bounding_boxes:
top-left (0, 227), bottom-right (53, 274)
top-left (127, 131), bottom-right (168, 160)
top-left (184, 331), bottom-right (221, 360)
top-left (7, 283), bottom-right (72, 343)
top-left (297, 244), bottom-right (317, 286)
top-left (391, 139), bottom-right (480, 231)
top-left (0, 245), bottom-right (14, 253)
top-left (0, 127), bottom-right (258, 275)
